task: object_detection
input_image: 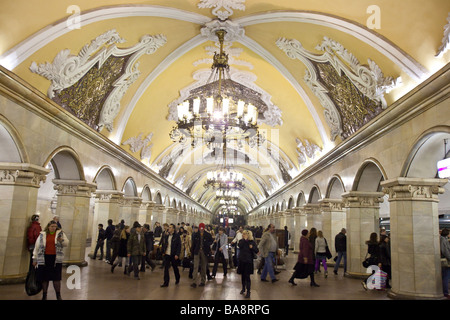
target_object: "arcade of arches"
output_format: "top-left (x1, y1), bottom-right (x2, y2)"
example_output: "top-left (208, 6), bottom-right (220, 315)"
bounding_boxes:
top-left (0, 0), bottom-right (450, 300)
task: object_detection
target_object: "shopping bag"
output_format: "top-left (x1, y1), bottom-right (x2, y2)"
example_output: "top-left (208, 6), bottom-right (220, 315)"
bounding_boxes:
top-left (25, 265), bottom-right (42, 296)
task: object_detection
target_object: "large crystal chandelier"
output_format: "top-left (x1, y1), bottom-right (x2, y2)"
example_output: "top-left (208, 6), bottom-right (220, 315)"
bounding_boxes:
top-left (169, 29), bottom-right (265, 149)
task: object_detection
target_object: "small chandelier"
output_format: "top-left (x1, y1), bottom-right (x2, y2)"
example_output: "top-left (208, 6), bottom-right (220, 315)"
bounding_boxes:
top-left (169, 29), bottom-right (265, 149)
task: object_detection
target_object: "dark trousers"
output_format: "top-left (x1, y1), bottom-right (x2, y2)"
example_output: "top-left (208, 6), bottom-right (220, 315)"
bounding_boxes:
top-left (93, 241), bottom-right (104, 259)
top-left (163, 255), bottom-right (180, 285)
top-left (128, 255), bottom-right (142, 278)
top-left (212, 251), bottom-right (227, 276)
top-left (141, 251), bottom-right (156, 271)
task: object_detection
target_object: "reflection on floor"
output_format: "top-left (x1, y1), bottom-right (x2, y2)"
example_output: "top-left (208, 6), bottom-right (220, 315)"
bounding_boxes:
top-left (0, 251), bottom-right (390, 301)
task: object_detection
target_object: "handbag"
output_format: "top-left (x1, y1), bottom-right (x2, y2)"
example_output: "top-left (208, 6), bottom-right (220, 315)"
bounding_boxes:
top-left (324, 238), bottom-right (332, 260)
top-left (25, 264), bottom-right (42, 296)
top-left (362, 253), bottom-right (370, 268)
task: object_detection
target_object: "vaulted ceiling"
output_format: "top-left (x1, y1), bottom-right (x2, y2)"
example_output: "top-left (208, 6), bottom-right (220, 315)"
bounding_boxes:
top-left (1, 0), bottom-right (449, 215)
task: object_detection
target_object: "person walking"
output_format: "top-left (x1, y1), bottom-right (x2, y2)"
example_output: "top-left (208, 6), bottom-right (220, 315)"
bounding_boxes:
top-left (333, 228), bottom-right (347, 275)
top-left (27, 214), bottom-right (41, 265)
top-left (160, 224), bottom-right (181, 287)
top-left (111, 226), bottom-right (130, 274)
top-left (92, 224), bottom-right (106, 260)
top-left (211, 227), bottom-right (228, 278)
top-left (289, 229), bottom-right (319, 287)
top-left (440, 228), bottom-right (450, 299)
top-left (237, 230), bottom-right (259, 298)
top-left (127, 223), bottom-right (146, 280)
top-left (379, 234), bottom-right (391, 289)
top-left (32, 220), bottom-right (69, 300)
top-left (180, 226), bottom-right (192, 271)
top-left (284, 226), bottom-right (291, 256)
top-left (154, 222), bottom-right (162, 238)
top-left (231, 226), bottom-right (244, 268)
top-left (314, 230), bottom-right (329, 278)
top-left (104, 219), bottom-right (115, 263)
top-left (109, 225), bottom-right (121, 266)
top-left (362, 232), bottom-right (380, 290)
top-left (258, 223), bottom-right (279, 283)
top-left (191, 223), bottom-right (213, 288)
top-left (141, 224), bottom-right (156, 272)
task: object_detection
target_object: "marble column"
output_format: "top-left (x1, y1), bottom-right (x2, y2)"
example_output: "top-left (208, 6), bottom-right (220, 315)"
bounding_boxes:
top-left (118, 196), bottom-right (142, 226)
top-left (319, 198), bottom-right (346, 258)
top-left (0, 163), bottom-right (49, 284)
top-left (304, 204), bottom-right (322, 230)
top-left (139, 201), bottom-right (156, 226)
top-left (53, 179), bottom-right (97, 267)
top-left (381, 177), bottom-right (447, 299)
top-left (342, 191), bottom-right (384, 278)
top-left (284, 209), bottom-right (295, 251)
top-left (89, 190), bottom-right (123, 257)
top-left (152, 205), bottom-right (165, 226)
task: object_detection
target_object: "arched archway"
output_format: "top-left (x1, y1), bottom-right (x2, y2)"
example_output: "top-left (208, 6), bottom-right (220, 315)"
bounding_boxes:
top-left (122, 177), bottom-right (137, 197)
top-left (296, 192), bottom-right (305, 207)
top-left (352, 158), bottom-right (387, 192)
top-left (308, 185), bottom-right (321, 203)
top-left (326, 175), bottom-right (345, 199)
top-left (0, 115), bottom-right (28, 163)
top-left (94, 166), bottom-right (116, 190)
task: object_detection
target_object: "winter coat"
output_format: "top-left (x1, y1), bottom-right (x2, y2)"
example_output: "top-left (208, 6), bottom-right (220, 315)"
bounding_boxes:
top-left (127, 231), bottom-right (146, 256)
top-left (180, 233), bottom-right (191, 260)
top-left (213, 233), bottom-right (229, 259)
top-left (27, 221), bottom-right (42, 248)
top-left (161, 232), bottom-right (181, 258)
top-left (298, 236), bottom-right (314, 265)
top-left (315, 237), bottom-right (327, 254)
top-left (379, 241), bottom-right (391, 266)
top-left (258, 231), bottom-right (278, 258)
top-left (238, 239), bottom-right (259, 264)
top-left (32, 230), bottom-right (69, 265)
top-left (118, 233), bottom-right (129, 257)
top-left (334, 232), bottom-right (347, 252)
top-left (191, 230), bottom-right (213, 256)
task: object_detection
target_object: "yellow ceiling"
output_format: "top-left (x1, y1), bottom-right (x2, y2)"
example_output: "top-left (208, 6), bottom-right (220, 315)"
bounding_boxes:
top-left (1, 0), bottom-right (450, 214)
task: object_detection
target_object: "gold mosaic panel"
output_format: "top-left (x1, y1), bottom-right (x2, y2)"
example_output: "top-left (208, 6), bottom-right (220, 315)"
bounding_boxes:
top-left (52, 55), bottom-right (130, 130)
top-left (315, 62), bottom-right (383, 139)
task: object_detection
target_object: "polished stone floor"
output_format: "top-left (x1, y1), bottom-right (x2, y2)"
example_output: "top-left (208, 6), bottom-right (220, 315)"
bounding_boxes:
top-left (0, 251), bottom-right (390, 301)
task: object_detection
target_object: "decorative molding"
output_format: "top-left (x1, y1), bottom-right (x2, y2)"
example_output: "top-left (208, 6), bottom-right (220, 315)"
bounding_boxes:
top-left (295, 138), bottom-right (322, 166)
top-left (277, 36), bottom-right (400, 141)
top-left (381, 177), bottom-right (447, 201)
top-left (122, 132), bottom-right (154, 162)
top-left (53, 180), bottom-right (97, 197)
top-left (341, 191), bottom-right (384, 208)
top-left (198, 0), bottom-right (246, 21)
top-left (0, 164), bottom-right (49, 188)
top-left (200, 19), bottom-right (245, 42)
top-left (30, 30), bottom-right (166, 132)
top-left (436, 12), bottom-right (450, 58)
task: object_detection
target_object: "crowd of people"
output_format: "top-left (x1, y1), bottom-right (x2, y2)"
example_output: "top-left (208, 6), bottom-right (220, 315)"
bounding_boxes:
top-left (25, 214), bottom-right (450, 300)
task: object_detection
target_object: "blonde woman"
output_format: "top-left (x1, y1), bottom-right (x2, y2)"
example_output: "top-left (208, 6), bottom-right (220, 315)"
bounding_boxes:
top-left (237, 230), bottom-right (259, 298)
top-left (314, 230), bottom-right (329, 277)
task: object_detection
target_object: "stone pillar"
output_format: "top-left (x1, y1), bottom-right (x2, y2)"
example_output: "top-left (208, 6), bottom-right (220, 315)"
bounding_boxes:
top-left (118, 196), bottom-right (142, 226)
top-left (152, 205), bottom-right (165, 226)
top-left (89, 190), bottom-right (123, 257)
top-left (293, 207), bottom-right (307, 253)
top-left (319, 199), bottom-right (346, 258)
top-left (342, 191), bottom-right (384, 278)
top-left (285, 209), bottom-right (295, 251)
top-left (139, 201), bottom-right (156, 226)
top-left (381, 177), bottom-right (447, 299)
top-left (53, 179), bottom-right (97, 267)
top-left (0, 164), bottom-right (49, 283)
top-left (304, 204), bottom-right (322, 230)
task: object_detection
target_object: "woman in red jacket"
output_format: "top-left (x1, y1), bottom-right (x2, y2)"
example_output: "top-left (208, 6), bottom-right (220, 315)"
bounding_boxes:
top-left (289, 229), bottom-right (320, 287)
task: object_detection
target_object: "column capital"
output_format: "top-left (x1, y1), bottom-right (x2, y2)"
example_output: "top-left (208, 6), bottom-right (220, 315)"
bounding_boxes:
top-left (0, 163), bottom-right (49, 188)
top-left (95, 190), bottom-right (124, 201)
top-left (381, 177), bottom-right (447, 202)
top-left (318, 198), bottom-right (344, 211)
top-left (53, 179), bottom-right (97, 197)
top-left (118, 196), bottom-right (142, 206)
top-left (341, 191), bottom-right (384, 208)
top-left (140, 200), bottom-right (156, 209)
top-left (303, 203), bottom-right (320, 214)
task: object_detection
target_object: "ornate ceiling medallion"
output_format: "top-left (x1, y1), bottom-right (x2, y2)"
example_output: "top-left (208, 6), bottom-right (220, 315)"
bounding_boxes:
top-left (277, 37), bottom-right (400, 141)
top-left (198, 0), bottom-right (246, 21)
top-left (30, 30), bottom-right (166, 132)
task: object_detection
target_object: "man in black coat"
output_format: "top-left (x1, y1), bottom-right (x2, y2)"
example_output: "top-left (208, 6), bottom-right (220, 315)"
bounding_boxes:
top-left (93, 224), bottom-right (106, 260)
top-left (191, 223), bottom-right (213, 288)
top-left (160, 224), bottom-right (181, 287)
top-left (333, 228), bottom-right (347, 275)
top-left (141, 224), bottom-right (156, 272)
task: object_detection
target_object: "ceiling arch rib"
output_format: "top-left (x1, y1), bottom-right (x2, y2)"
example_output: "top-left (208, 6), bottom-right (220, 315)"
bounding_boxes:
top-left (235, 11), bottom-right (429, 81)
top-left (0, 5), bottom-right (211, 71)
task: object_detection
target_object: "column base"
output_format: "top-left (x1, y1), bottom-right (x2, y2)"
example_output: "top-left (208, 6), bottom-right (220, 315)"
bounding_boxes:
top-left (62, 260), bottom-right (88, 267)
top-left (0, 273), bottom-right (27, 285)
top-left (388, 290), bottom-right (446, 300)
top-left (345, 271), bottom-right (369, 279)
